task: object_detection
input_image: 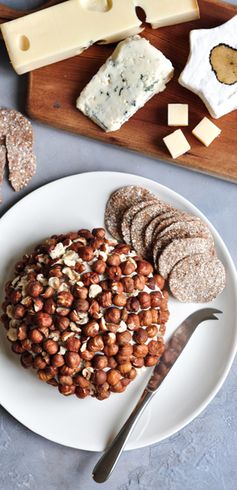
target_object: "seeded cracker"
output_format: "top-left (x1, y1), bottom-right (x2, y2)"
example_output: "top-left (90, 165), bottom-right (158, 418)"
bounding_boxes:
top-left (0, 109), bottom-right (36, 192)
top-left (130, 201), bottom-right (170, 258)
top-left (145, 209), bottom-right (185, 256)
top-left (169, 253), bottom-right (226, 303)
top-left (121, 199), bottom-right (158, 245)
top-left (105, 186), bottom-right (156, 240)
top-left (158, 237), bottom-right (215, 279)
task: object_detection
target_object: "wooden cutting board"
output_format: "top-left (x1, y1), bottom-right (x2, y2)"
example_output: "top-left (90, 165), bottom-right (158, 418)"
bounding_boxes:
top-left (2, 1), bottom-right (237, 181)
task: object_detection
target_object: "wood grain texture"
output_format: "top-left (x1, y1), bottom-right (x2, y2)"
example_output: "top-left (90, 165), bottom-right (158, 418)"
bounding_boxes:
top-left (24, 0), bottom-right (237, 181)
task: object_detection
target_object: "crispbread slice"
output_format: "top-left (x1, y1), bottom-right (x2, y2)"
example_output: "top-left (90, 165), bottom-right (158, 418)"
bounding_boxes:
top-left (121, 199), bottom-right (157, 245)
top-left (158, 237), bottom-right (215, 279)
top-left (105, 186), bottom-right (156, 240)
top-left (169, 253), bottom-right (226, 303)
top-left (144, 210), bottom-right (177, 255)
top-left (130, 201), bottom-right (171, 257)
top-left (153, 220), bottom-right (212, 264)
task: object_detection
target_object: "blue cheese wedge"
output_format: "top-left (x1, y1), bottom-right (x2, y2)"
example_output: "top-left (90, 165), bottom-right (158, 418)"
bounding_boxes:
top-left (179, 16), bottom-right (237, 119)
top-left (76, 36), bottom-right (174, 132)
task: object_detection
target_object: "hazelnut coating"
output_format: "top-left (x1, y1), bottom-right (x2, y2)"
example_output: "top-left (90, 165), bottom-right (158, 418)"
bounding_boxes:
top-left (121, 277), bottom-right (134, 293)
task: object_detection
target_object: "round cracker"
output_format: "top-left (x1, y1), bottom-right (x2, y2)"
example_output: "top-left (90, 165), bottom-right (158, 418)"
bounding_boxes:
top-left (169, 253), bottom-right (226, 303)
top-left (144, 210), bottom-right (177, 255)
top-left (153, 220), bottom-right (212, 264)
top-left (158, 237), bottom-right (215, 279)
top-left (121, 199), bottom-right (157, 245)
top-left (104, 186), bottom-right (156, 240)
top-left (130, 201), bottom-right (170, 257)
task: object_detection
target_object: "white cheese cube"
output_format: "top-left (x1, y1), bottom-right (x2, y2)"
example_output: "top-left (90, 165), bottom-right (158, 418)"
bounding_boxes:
top-left (192, 117), bottom-right (221, 147)
top-left (168, 104), bottom-right (189, 126)
top-left (76, 36), bottom-right (174, 132)
top-left (163, 129), bottom-right (191, 158)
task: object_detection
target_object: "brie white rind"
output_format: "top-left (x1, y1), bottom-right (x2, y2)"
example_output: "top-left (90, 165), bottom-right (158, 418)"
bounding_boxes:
top-left (77, 36), bottom-right (174, 132)
top-left (179, 16), bottom-right (237, 119)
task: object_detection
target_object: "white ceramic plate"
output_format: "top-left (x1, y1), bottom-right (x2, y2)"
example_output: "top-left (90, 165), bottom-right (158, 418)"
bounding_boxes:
top-left (0, 172), bottom-right (236, 452)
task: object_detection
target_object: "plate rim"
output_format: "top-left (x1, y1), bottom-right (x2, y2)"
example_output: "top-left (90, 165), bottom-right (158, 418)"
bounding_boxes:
top-left (0, 170), bottom-right (237, 451)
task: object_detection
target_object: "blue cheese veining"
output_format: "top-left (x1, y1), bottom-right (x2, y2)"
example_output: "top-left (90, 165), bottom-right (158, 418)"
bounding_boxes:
top-left (76, 36), bottom-right (174, 132)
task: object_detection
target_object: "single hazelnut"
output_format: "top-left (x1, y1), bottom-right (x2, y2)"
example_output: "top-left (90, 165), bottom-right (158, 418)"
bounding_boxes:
top-left (78, 229), bottom-right (93, 240)
top-left (11, 341), bottom-right (24, 354)
top-left (127, 313), bottom-right (140, 331)
top-left (121, 277), bottom-right (134, 293)
top-left (120, 308), bottom-right (128, 323)
top-left (88, 300), bottom-right (100, 319)
top-left (87, 335), bottom-right (104, 352)
top-left (153, 274), bottom-right (165, 290)
top-left (100, 280), bottom-right (110, 291)
top-left (159, 310), bottom-right (170, 323)
top-left (74, 299), bottom-right (89, 312)
top-left (148, 340), bottom-right (165, 356)
top-left (150, 291), bottom-right (162, 308)
top-left (92, 260), bottom-right (106, 274)
top-left (41, 286), bottom-right (54, 299)
top-left (55, 316), bottom-right (70, 331)
top-left (59, 384), bottom-right (76, 396)
top-left (73, 374), bottom-right (90, 388)
top-left (26, 280), bottom-right (44, 298)
top-left (92, 370), bottom-right (107, 385)
top-left (78, 246), bottom-right (94, 261)
top-left (92, 228), bottom-right (105, 239)
top-left (133, 328), bottom-right (148, 345)
top-left (97, 291), bottom-right (112, 308)
top-left (119, 344), bottom-right (133, 357)
top-left (107, 369), bottom-right (121, 386)
top-left (92, 355), bottom-right (108, 370)
top-left (58, 375), bottom-right (73, 386)
top-left (44, 339), bottom-right (58, 355)
top-left (44, 298), bottom-right (56, 315)
top-left (107, 356), bottom-right (117, 368)
top-left (104, 307), bottom-right (121, 324)
top-left (75, 387), bottom-right (90, 399)
top-left (110, 281), bottom-right (124, 294)
top-left (32, 343), bottom-right (43, 354)
top-left (51, 354), bottom-right (65, 367)
top-left (34, 355), bottom-right (47, 370)
top-left (107, 254), bottom-right (121, 266)
top-left (10, 290), bottom-right (22, 305)
top-left (138, 292), bottom-right (151, 309)
top-left (83, 320), bottom-right (99, 337)
top-left (106, 266), bottom-right (122, 281)
top-left (14, 304), bottom-right (25, 319)
top-left (126, 367), bottom-right (137, 380)
top-left (132, 357), bottom-right (144, 368)
top-left (65, 351), bottom-right (81, 368)
top-left (136, 260), bottom-right (153, 276)
top-left (29, 328), bottom-right (43, 344)
top-left (146, 325), bottom-right (158, 338)
top-left (113, 293), bottom-right (127, 308)
top-left (114, 244), bottom-right (130, 255)
top-left (73, 285), bottom-right (88, 299)
top-left (65, 336), bottom-right (81, 352)
top-left (103, 344), bottom-right (119, 357)
top-left (17, 323), bottom-right (27, 341)
top-left (20, 352), bottom-right (33, 368)
top-left (120, 260), bottom-right (136, 275)
top-left (118, 362), bottom-right (132, 375)
top-left (38, 366), bottom-right (57, 382)
top-left (145, 355), bottom-right (159, 367)
top-left (36, 312), bottom-right (53, 328)
top-left (103, 332), bottom-right (116, 346)
top-left (133, 275), bottom-right (146, 291)
top-left (150, 309), bottom-right (159, 324)
top-left (82, 272), bottom-right (99, 287)
top-left (59, 365), bottom-right (74, 376)
top-left (80, 349), bottom-right (94, 361)
top-left (91, 238), bottom-right (104, 250)
top-left (110, 381), bottom-right (126, 393)
top-left (96, 389), bottom-right (110, 401)
top-left (126, 297), bottom-right (140, 312)
top-left (21, 338), bottom-right (32, 351)
top-left (116, 331), bottom-right (132, 346)
top-left (57, 291), bottom-right (74, 308)
top-left (133, 344), bottom-right (148, 358)
top-left (139, 310), bottom-right (153, 327)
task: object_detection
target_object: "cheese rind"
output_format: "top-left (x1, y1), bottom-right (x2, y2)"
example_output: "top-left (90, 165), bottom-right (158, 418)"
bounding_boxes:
top-left (179, 16), bottom-right (237, 118)
top-left (168, 104), bottom-right (189, 126)
top-left (1, 0), bottom-right (143, 75)
top-left (192, 117), bottom-right (221, 147)
top-left (138, 0), bottom-right (200, 29)
top-left (77, 36), bottom-right (174, 132)
top-left (163, 129), bottom-right (191, 158)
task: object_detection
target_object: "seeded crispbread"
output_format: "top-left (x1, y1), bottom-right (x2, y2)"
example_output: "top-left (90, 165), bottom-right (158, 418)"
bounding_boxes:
top-left (0, 140), bottom-right (6, 184)
top-left (105, 186), bottom-right (156, 240)
top-left (121, 199), bottom-right (157, 245)
top-left (169, 253), bottom-right (226, 303)
top-left (145, 210), bottom-right (186, 256)
top-left (153, 220), bottom-right (212, 264)
top-left (0, 109), bottom-right (36, 192)
top-left (130, 201), bottom-right (171, 258)
top-left (158, 237), bottom-right (215, 279)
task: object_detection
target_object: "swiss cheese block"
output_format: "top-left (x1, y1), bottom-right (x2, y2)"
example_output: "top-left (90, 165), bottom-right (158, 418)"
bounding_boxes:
top-left (1, 0), bottom-right (143, 75)
top-left (163, 129), bottom-right (191, 158)
top-left (168, 104), bottom-right (189, 126)
top-left (76, 36), bottom-right (174, 132)
top-left (138, 0), bottom-right (200, 28)
top-left (192, 117), bottom-right (221, 146)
